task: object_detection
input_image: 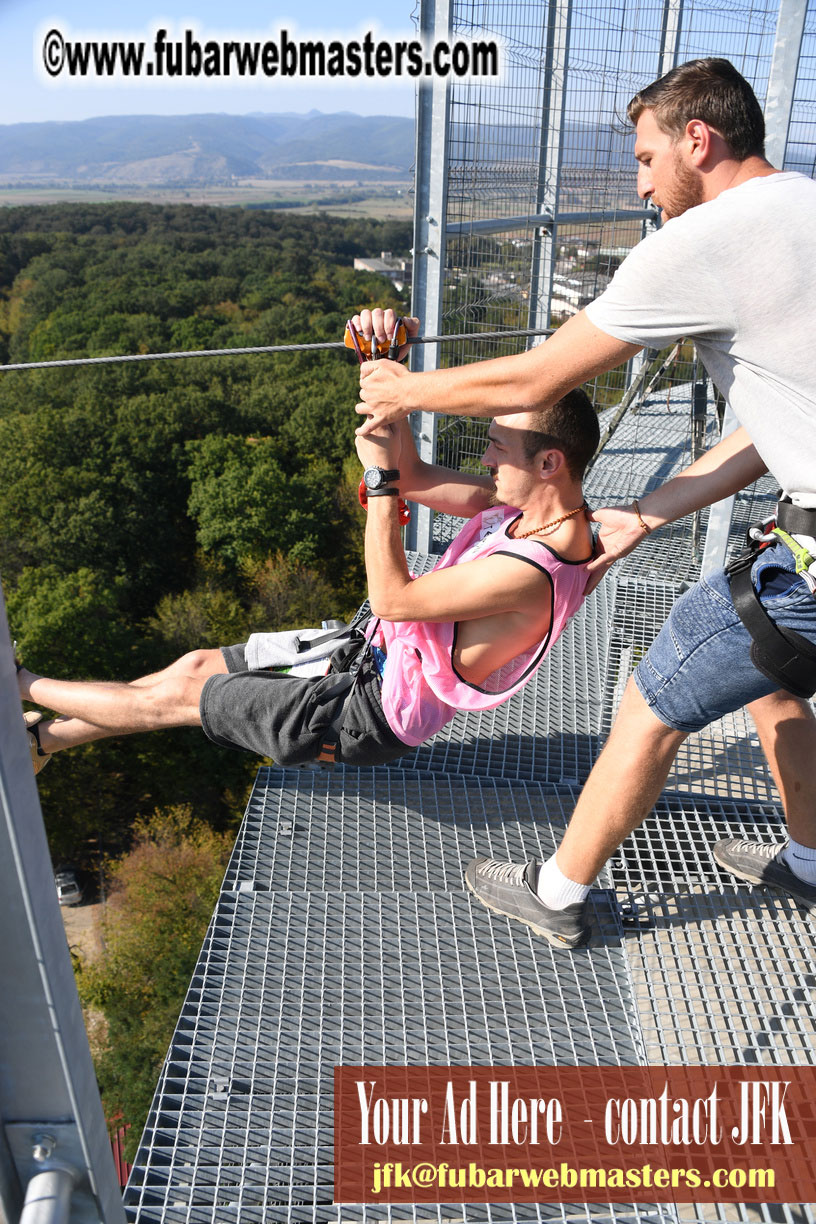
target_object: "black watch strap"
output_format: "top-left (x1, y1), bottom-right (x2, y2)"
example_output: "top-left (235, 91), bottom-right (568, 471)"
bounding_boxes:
top-left (366, 486), bottom-right (399, 497)
top-left (364, 465), bottom-right (400, 490)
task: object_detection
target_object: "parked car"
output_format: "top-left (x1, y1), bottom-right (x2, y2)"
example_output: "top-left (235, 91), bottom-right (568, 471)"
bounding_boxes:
top-left (55, 867), bottom-right (84, 907)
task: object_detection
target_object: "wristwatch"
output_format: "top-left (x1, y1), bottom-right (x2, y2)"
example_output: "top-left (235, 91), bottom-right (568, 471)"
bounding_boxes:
top-left (362, 466), bottom-right (400, 492)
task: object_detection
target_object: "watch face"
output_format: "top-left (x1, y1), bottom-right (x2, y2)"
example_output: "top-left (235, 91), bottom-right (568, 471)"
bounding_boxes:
top-left (364, 466), bottom-right (385, 490)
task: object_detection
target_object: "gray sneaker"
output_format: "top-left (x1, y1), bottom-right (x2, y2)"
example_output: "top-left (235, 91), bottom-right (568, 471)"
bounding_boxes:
top-left (464, 857), bottom-right (590, 948)
top-left (713, 838), bottom-right (816, 910)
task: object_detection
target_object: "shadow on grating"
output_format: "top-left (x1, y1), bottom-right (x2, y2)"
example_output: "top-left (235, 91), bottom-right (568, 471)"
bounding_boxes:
top-left (668, 711), bottom-right (781, 805)
top-left (609, 792), bottom-right (816, 1083)
top-left (600, 579), bottom-right (781, 806)
top-left (603, 797), bottom-right (816, 1224)
top-left (609, 791), bottom-right (787, 896)
top-left (624, 885), bottom-right (816, 1064)
top-left (391, 725), bottom-right (603, 786)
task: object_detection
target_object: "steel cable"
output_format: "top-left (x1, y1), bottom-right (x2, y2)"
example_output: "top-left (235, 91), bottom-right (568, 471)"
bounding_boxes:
top-left (0, 327), bottom-right (552, 374)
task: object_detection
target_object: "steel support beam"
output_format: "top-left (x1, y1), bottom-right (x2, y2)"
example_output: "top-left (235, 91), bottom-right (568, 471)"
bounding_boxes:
top-left (408, 0), bottom-right (453, 554)
top-left (701, 402), bottom-right (740, 576)
top-left (653, 0), bottom-right (742, 573)
top-left (764, 0), bottom-right (808, 168)
top-left (658, 0), bottom-right (684, 78)
top-left (445, 206), bottom-right (659, 238)
top-left (528, 0), bottom-right (573, 337)
top-left (0, 586), bottom-right (126, 1224)
top-left (609, 0), bottom-right (680, 420)
top-left (623, 0), bottom-right (684, 393)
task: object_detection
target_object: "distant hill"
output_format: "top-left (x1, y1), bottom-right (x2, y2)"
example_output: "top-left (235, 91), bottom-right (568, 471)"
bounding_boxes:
top-left (0, 112), bottom-right (416, 185)
top-left (1, 110), bottom-right (810, 188)
top-left (0, 110), bottom-right (647, 187)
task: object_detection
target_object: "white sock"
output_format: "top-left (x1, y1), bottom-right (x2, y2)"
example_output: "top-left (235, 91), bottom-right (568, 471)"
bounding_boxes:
top-left (536, 853), bottom-right (591, 910)
top-left (782, 837), bottom-right (816, 885)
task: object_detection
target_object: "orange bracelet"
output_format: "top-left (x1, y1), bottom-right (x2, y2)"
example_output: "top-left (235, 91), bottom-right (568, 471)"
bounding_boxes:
top-left (358, 478), bottom-right (411, 525)
top-left (633, 498), bottom-right (652, 535)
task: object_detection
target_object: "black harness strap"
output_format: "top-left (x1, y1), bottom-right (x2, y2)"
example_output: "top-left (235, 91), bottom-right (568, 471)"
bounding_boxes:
top-left (296, 621), bottom-right (350, 653)
top-left (727, 503), bottom-right (816, 699)
top-left (776, 497), bottom-right (816, 538)
top-left (315, 672), bottom-right (357, 763)
top-left (315, 625), bottom-right (375, 764)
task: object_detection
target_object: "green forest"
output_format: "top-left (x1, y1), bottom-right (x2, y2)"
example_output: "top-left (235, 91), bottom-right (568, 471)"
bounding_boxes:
top-left (1, 202), bottom-right (411, 864)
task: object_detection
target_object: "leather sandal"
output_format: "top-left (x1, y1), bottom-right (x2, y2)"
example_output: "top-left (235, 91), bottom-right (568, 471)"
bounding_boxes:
top-left (24, 711), bottom-right (52, 775)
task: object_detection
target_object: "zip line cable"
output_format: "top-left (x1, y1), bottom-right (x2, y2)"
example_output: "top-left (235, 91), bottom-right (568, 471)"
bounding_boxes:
top-left (0, 327), bottom-right (553, 374)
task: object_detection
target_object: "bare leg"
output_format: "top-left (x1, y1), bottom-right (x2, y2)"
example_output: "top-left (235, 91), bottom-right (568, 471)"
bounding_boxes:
top-left (555, 677), bottom-right (688, 884)
top-left (747, 689), bottom-right (816, 847)
top-left (36, 718), bottom-right (117, 753)
top-left (127, 649), bottom-right (226, 688)
top-left (18, 649), bottom-right (228, 753)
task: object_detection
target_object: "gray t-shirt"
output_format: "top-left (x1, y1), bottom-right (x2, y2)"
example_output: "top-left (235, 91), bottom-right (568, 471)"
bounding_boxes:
top-left (585, 172), bottom-right (816, 507)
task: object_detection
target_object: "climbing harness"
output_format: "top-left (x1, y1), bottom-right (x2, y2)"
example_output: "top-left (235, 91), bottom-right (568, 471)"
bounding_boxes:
top-left (726, 497), bottom-right (816, 698)
top-left (313, 619), bottom-right (378, 764)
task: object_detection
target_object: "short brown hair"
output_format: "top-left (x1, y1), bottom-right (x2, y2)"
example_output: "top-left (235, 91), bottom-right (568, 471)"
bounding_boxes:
top-left (627, 58), bottom-right (765, 160)
top-left (518, 387), bottom-right (599, 481)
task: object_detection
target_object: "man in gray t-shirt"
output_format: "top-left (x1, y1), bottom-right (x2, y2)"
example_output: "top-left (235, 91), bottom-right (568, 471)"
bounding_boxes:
top-left (585, 170), bottom-right (816, 505)
top-left (354, 58), bottom-right (816, 946)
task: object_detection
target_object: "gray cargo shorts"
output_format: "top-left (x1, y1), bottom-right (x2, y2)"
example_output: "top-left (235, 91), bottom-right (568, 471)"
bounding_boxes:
top-left (199, 642), bottom-right (408, 767)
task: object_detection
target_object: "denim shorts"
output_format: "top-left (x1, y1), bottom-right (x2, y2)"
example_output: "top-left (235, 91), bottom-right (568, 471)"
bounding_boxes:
top-left (633, 538), bottom-right (816, 733)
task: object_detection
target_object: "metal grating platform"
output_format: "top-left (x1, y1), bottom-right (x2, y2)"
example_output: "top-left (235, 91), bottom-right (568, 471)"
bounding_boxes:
top-left (124, 770), bottom-right (672, 1224)
top-left (220, 771), bottom-right (624, 898)
top-left (610, 792), bottom-right (816, 1082)
top-left (125, 765), bottom-right (816, 1224)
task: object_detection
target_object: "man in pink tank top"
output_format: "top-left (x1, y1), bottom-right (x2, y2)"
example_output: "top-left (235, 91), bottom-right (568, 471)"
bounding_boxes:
top-left (16, 391), bottom-right (599, 775)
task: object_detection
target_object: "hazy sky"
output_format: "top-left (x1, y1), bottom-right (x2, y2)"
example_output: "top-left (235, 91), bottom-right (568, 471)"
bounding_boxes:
top-left (0, 0), bottom-right (419, 125)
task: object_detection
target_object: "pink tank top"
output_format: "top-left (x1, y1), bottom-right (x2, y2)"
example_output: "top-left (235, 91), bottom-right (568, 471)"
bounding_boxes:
top-left (374, 505), bottom-right (592, 746)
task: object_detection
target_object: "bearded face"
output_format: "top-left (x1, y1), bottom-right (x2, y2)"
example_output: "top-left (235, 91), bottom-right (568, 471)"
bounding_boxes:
top-left (634, 110), bottom-right (707, 222)
top-left (656, 146), bottom-right (705, 219)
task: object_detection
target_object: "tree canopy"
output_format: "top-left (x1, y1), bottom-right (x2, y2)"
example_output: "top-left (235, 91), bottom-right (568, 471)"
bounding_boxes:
top-left (1, 202), bottom-right (410, 859)
top-left (76, 806), bottom-right (233, 1157)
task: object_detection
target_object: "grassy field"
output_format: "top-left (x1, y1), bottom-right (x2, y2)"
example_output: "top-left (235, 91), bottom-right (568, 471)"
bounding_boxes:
top-left (0, 179), bottom-right (414, 218)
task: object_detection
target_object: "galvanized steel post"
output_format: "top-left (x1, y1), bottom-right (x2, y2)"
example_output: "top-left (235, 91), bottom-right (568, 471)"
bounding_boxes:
top-left (528, 0), bottom-right (573, 336)
top-left (765, 0), bottom-right (809, 168)
top-left (408, 0), bottom-right (453, 555)
top-left (0, 584), bottom-right (126, 1223)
